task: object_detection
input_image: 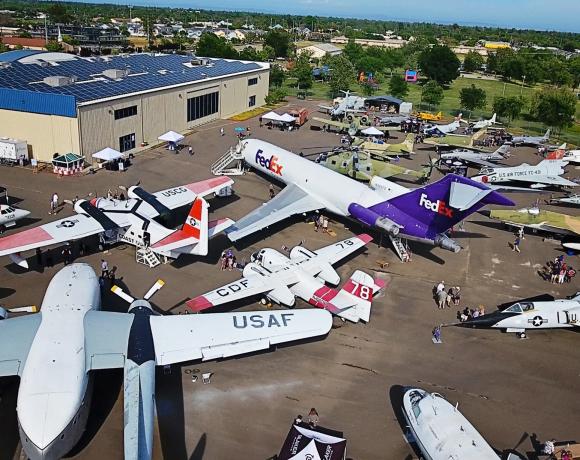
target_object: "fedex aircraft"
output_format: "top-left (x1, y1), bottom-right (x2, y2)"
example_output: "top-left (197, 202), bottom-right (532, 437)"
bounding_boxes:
top-left (226, 139), bottom-right (514, 253)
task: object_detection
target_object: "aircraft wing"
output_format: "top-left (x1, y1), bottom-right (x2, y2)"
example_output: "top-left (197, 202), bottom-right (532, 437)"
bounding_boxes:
top-left (306, 234), bottom-right (372, 268)
top-left (514, 175), bottom-right (578, 187)
top-left (0, 314), bottom-right (42, 377)
top-left (186, 267), bottom-right (300, 312)
top-left (311, 117), bottom-right (346, 129)
top-left (149, 309), bottom-right (332, 364)
top-left (226, 184), bottom-right (324, 242)
top-left (153, 177), bottom-right (234, 211)
top-left (84, 311), bottom-right (134, 370)
top-left (0, 213), bottom-right (128, 260)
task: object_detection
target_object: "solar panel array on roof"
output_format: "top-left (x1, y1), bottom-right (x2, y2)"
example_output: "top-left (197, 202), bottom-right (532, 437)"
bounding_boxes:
top-left (0, 52), bottom-right (263, 110)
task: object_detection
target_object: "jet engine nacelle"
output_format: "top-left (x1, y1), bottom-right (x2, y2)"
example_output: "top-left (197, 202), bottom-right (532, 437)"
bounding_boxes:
top-left (369, 176), bottom-right (401, 198)
top-left (266, 285), bottom-right (296, 306)
top-left (348, 203), bottom-right (400, 236)
top-left (434, 234), bottom-right (461, 253)
top-left (73, 199), bottom-right (90, 215)
top-left (253, 248), bottom-right (290, 268)
top-left (289, 246), bottom-right (316, 261)
top-left (242, 262), bottom-right (270, 278)
top-left (316, 262), bottom-right (340, 285)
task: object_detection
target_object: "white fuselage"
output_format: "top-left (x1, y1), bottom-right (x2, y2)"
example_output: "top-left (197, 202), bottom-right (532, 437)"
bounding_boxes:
top-left (473, 160), bottom-right (570, 186)
top-left (0, 204), bottom-right (30, 227)
top-left (241, 138), bottom-right (408, 215)
top-left (563, 150), bottom-right (580, 165)
top-left (17, 264), bottom-right (100, 460)
top-left (402, 388), bottom-right (498, 460)
top-left (494, 301), bottom-right (580, 331)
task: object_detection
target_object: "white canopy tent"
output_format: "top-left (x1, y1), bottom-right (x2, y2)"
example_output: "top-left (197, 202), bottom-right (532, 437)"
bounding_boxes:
top-left (361, 126), bottom-right (384, 136)
top-left (261, 111), bottom-right (285, 122)
top-left (279, 113), bottom-right (297, 123)
top-left (158, 131), bottom-right (185, 143)
top-left (92, 147), bottom-right (123, 162)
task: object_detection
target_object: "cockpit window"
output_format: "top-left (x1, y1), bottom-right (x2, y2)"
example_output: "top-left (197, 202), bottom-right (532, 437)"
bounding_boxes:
top-left (505, 303), bottom-right (523, 313)
top-left (520, 302), bottom-right (534, 311)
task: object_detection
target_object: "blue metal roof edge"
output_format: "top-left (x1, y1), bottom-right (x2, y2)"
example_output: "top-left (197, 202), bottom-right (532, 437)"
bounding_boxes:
top-left (0, 50), bottom-right (43, 62)
top-left (0, 88), bottom-right (77, 117)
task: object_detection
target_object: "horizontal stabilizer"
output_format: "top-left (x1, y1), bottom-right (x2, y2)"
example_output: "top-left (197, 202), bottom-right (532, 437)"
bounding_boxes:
top-left (449, 181), bottom-right (492, 211)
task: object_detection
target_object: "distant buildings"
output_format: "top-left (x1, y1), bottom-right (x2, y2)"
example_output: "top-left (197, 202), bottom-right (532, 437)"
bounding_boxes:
top-left (297, 43), bottom-right (342, 59)
top-left (331, 35), bottom-right (408, 49)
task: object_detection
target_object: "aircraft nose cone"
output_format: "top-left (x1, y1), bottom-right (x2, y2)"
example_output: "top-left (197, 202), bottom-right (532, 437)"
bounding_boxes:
top-left (17, 209), bottom-right (31, 219)
top-left (458, 312), bottom-right (503, 328)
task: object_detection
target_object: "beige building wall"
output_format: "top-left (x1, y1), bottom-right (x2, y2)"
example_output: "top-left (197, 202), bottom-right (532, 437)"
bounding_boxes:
top-left (78, 68), bottom-right (269, 159)
top-left (0, 109), bottom-right (79, 162)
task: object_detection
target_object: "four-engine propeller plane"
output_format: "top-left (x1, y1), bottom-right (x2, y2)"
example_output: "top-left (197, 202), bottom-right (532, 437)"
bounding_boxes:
top-left (0, 264), bottom-right (332, 460)
top-left (0, 177), bottom-right (234, 268)
top-left (187, 235), bottom-right (385, 323)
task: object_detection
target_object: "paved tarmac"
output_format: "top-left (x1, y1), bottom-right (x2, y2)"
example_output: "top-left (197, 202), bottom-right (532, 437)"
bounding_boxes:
top-left (0, 97), bottom-right (579, 460)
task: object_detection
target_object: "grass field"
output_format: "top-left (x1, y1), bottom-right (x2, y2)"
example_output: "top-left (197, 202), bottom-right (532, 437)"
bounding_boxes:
top-left (281, 75), bottom-right (580, 145)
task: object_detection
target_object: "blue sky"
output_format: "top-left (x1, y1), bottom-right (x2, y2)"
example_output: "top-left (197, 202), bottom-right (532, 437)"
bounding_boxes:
top-left (83, 0), bottom-right (580, 32)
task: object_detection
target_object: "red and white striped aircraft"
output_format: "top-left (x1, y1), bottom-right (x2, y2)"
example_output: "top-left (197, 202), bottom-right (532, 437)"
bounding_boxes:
top-left (0, 177), bottom-right (234, 268)
top-left (187, 234), bottom-right (385, 323)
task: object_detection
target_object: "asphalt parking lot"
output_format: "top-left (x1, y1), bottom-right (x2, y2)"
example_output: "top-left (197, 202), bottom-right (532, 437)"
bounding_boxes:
top-left (0, 97), bottom-right (579, 460)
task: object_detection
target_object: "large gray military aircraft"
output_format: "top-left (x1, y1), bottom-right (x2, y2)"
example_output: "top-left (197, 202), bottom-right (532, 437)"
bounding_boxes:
top-left (0, 264), bottom-right (332, 460)
top-left (439, 144), bottom-right (511, 169)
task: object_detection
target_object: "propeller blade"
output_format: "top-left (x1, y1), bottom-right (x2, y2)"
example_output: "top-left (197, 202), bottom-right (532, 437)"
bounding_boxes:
top-left (111, 285), bottom-right (135, 304)
top-left (9, 305), bottom-right (38, 313)
top-left (144, 279), bottom-right (165, 301)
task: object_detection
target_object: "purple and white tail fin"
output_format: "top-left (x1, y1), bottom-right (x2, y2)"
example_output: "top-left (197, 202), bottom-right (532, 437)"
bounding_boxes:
top-left (327, 270), bottom-right (385, 323)
top-left (374, 174), bottom-right (514, 236)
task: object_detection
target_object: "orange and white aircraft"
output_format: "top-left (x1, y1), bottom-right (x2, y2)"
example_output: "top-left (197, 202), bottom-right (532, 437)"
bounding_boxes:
top-left (0, 177), bottom-right (234, 268)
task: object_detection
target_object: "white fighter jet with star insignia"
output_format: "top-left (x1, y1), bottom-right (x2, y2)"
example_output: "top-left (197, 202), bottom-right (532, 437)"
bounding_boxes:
top-left (0, 177), bottom-right (235, 268)
top-left (187, 234), bottom-right (385, 323)
top-left (458, 293), bottom-right (580, 337)
top-left (0, 263), bottom-right (332, 460)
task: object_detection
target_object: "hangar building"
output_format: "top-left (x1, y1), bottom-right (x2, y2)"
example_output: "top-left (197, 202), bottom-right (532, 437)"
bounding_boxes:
top-left (0, 50), bottom-right (270, 162)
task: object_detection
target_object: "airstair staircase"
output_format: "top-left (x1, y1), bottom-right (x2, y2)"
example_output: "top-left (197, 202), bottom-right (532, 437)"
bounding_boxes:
top-left (389, 235), bottom-right (411, 262)
top-left (136, 247), bottom-right (161, 268)
top-left (211, 147), bottom-right (245, 176)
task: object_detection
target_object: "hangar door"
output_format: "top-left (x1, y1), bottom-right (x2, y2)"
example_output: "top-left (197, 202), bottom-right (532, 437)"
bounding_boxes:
top-left (186, 86), bottom-right (220, 126)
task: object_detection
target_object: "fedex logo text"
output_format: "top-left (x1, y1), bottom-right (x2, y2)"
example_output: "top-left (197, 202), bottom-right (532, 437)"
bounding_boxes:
top-left (255, 149), bottom-right (283, 175)
top-left (419, 193), bottom-right (453, 218)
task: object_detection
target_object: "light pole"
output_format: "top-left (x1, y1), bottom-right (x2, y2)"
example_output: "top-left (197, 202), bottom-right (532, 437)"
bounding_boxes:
top-left (520, 74), bottom-right (526, 96)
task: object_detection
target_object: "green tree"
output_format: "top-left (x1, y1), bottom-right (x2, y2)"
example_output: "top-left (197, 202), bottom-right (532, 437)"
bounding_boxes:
top-left (196, 32), bottom-right (238, 59)
top-left (530, 87), bottom-right (576, 131)
top-left (264, 30), bottom-right (291, 58)
top-left (262, 45), bottom-right (276, 61)
top-left (47, 3), bottom-right (72, 24)
top-left (418, 45), bottom-right (460, 85)
top-left (492, 96), bottom-right (525, 126)
top-left (462, 51), bottom-right (484, 72)
top-left (269, 64), bottom-right (286, 88)
top-left (328, 54), bottom-right (356, 97)
top-left (459, 84), bottom-right (487, 118)
top-left (421, 80), bottom-right (444, 108)
top-left (292, 54), bottom-right (313, 90)
top-left (388, 75), bottom-right (409, 99)
top-left (546, 58), bottom-right (573, 87)
top-left (45, 41), bottom-right (63, 52)
top-left (568, 56), bottom-right (580, 88)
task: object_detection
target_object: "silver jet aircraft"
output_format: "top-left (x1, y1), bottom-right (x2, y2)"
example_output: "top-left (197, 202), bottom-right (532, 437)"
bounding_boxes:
top-left (439, 144), bottom-right (510, 169)
top-left (510, 129), bottom-right (550, 146)
top-left (471, 159), bottom-right (577, 191)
